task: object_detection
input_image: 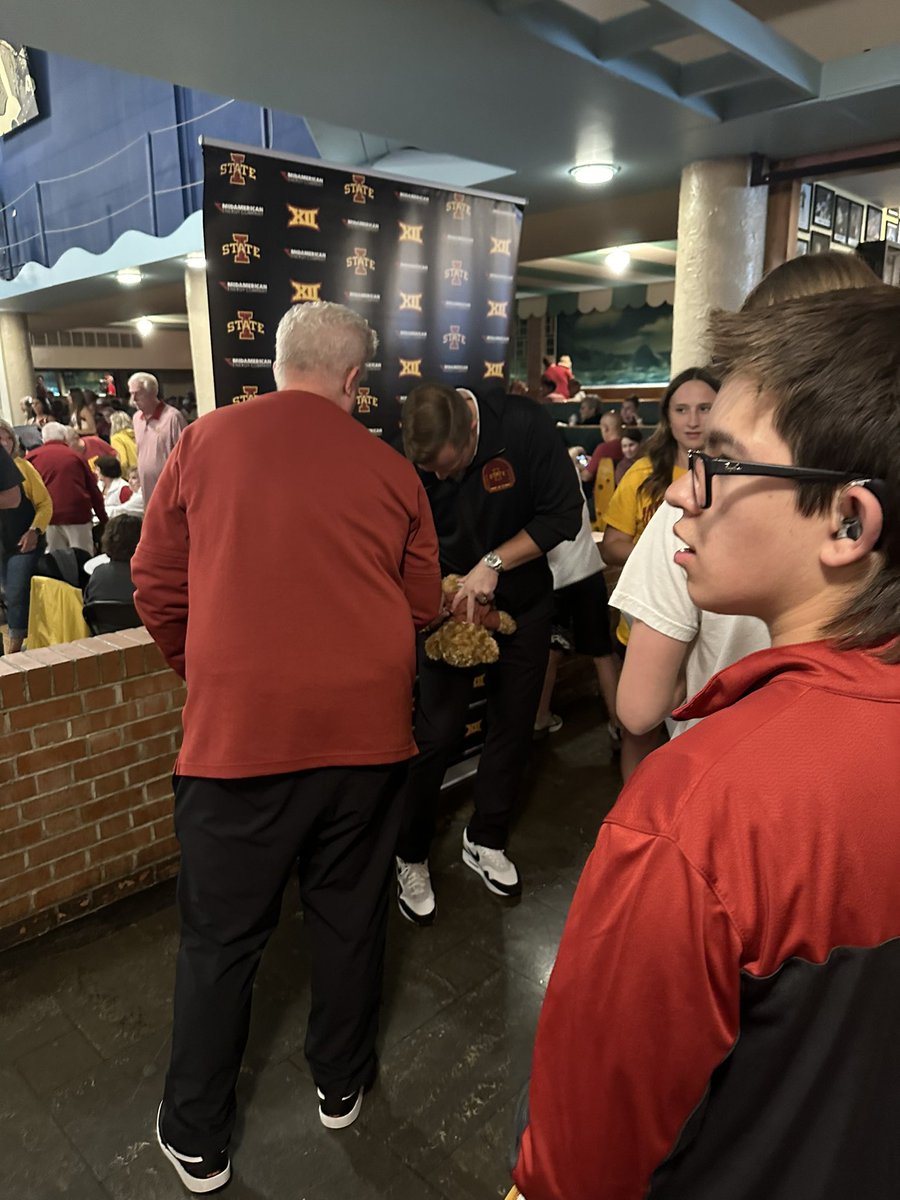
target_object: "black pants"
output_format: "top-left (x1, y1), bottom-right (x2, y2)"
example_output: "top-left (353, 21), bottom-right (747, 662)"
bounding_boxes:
top-left (397, 610), bottom-right (551, 860)
top-left (163, 762), bottom-right (406, 1156)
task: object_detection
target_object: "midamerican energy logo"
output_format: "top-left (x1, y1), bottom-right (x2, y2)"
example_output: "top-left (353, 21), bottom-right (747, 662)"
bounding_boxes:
top-left (356, 387), bottom-right (379, 413)
top-left (444, 260), bottom-right (469, 286)
top-left (443, 325), bottom-right (466, 351)
top-left (398, 359), bottom-right (423, 378)
top-left (398, 222), bottom-right (424, 244)
top-left (221, 152), bottom-right (256, 186)
top-left (221, 233), bottom-right (260, 264)
top-left (490, 236), bottom-right (512, 256)
top-left (290, 281), bottom-right (322, 302)
top-left (487, 300), bottom-right (509, 319)
top-left (346, 247), bottom-right (375, 276)
top-left (399, 292), bottom-right (423, 312)
top-left (483, 361), bottom-right (505, 378)
top-left (231, 386), bottom-right (259, 404)
top-left (344, 174), bottom-right (375, 204)
top-left (446, 192), bottom-right (472, 220)
top-left (287, 205), bottom-right (320, 230)
top-left (227, 311), bottom-right (265, 341)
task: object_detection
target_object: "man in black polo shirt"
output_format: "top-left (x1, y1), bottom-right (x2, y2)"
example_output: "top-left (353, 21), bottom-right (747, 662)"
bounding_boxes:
top-left (396, 383), bottom-right (582, 923)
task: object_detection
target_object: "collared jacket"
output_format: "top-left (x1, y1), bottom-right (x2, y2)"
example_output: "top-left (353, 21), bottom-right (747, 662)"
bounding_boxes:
top-left (515, 639), bottom-right (900, 1200)
top-left (420, 392), bottom-right (582, 621)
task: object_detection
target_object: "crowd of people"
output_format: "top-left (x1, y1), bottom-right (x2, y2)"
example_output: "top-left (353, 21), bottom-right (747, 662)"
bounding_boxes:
top-left (3, 253), bottom-right (899, 1199)
top-left (0, 371), bottom-right (187, 648)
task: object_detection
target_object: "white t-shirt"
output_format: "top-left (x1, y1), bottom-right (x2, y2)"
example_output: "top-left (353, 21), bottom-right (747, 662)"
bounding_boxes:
top-left (548, 489), bottom-right (603, 590)
top-left (609, 502), bottom-right (770, 734)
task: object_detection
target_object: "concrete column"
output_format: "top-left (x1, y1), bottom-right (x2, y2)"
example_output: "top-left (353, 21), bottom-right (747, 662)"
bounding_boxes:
top-left (671, 159), bottom-right (767, 376)
top-left (0, 312), bottom-right (35, 425)
top-left (184, 267), bottom-right (216, 417)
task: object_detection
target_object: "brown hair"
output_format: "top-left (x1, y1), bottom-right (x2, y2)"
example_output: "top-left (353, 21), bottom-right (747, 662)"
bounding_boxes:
top-left (101, 514), bottom-right (142, 562)
top-left (638, 367), bottom-right (720, 512)
top-left (708, 285), bottom-right (900, 659)
top-left (742, 250), bottom-right (878, 311)
top-left (402, 383), bottom-right (473, 465)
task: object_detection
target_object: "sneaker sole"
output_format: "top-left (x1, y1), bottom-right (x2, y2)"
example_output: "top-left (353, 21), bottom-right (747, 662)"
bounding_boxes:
top-left (397, 891), bottom-right (435, 926)
top-left (156, 1105), bottom-right (231, 1194)
top-left (462, 846), bottom-right (522, 897)
top-left (318, 1088), bottom-right (364, 1130)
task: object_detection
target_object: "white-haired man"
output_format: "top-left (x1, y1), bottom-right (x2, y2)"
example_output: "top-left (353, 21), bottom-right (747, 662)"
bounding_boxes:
top-left (128, 371), bottom-right (186, 504)
top-left (25, 421), bottom-right (106, 552)
top-left (133, 301), bottom-right (441, 1193)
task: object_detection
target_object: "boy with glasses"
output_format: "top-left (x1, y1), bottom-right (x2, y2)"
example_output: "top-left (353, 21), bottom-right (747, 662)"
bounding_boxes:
top-left (513, 286), bottom-right (900, 1200)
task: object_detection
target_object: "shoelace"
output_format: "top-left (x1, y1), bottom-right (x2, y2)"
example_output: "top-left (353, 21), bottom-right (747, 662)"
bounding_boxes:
top-left (398, 863), bottom-right (429, 897)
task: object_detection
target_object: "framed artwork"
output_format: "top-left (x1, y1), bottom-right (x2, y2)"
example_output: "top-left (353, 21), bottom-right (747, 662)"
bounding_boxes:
top-left (865, 205), bottom-right (883, 242)
top-left (0, 42), bottom-right (40, 137)
top-left (886, 222), bottom-right (899, 244)
top-left (812, 184), bottom-right (835, 229)
top-left (888, 208), bottom-right (899, 219)
top-left (833, 195), bottom-right (850, 245)
top-left (847, 201), bottom-right (863, 247)
top-left (810, 231), bottom-right (831, 254)
top-left (797, 182), bottom-right (812, 232)
top-left (795, 238), bottom-right (809, 256)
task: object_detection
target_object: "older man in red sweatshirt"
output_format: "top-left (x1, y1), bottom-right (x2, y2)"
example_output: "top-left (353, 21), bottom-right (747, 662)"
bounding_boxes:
top-left (515, 285), bottom-right (900, 1200)
top-left (27, 421), bottom-right (106, 552)
top-left (133, 301), bottom-right (441, 1194)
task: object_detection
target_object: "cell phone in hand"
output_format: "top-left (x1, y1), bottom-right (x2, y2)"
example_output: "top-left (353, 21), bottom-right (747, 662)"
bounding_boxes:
top-left (576, 453), bottom-right (589, 467)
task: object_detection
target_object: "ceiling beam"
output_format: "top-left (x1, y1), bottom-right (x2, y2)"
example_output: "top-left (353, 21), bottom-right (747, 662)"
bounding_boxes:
top-left (821, 44), bottom-right (900, 101)
top-left (644, 0), bottom-right (821, 96)
top-left (679, 53), bottom-right (768, 97)
top-left (492, 0), bottom-right (542, 12)
top-left (594, 8), bottom-right (688, 60)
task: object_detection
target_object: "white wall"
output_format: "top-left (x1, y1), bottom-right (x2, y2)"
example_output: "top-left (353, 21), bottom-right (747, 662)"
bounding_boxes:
top-left (31, 328), bottom-right (193, 372)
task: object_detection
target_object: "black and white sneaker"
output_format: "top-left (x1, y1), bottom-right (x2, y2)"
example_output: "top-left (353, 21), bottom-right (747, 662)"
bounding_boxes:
top-left (462, 828), bottom-right (522, 896)
top-left (317, 1083), bottom-right (364, 1130)
top-left (156, 1103), bottom-right (231, 1193)
top-left (396, 857), bottom-right (435, 925)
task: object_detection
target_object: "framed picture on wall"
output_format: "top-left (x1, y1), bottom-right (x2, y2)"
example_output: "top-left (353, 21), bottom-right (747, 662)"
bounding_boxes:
top-left (886, 222), bottom-right (899, 244)
top-left (888, 208), bottom-right (899, 219)
top-left (795, 238), bottom-right (809, 256)
top-left (798, 182), bottom-right (812, 232)
top-left (865, 205), bottom-right (883, 242)
top-left (813, 184), bottom-right (835, 229)
top-left (833, 196), bottom-right (850, 244)
top-left (810, 231), bottom-right (831, 254)
top-left (847, 202), bottom-right (863, 247)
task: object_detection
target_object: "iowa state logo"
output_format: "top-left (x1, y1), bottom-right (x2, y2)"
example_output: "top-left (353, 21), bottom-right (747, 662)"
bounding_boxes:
top-left (346, 247), bottom-right (375, 276)
top-left (444, 260), bottom-right (469, 286)
top-left (356, 387), bottom-right (379, 413)
top-left (291, 281), bottom-right (322, 302)
top-left (442, 325), bottom-right (466, 350)
top-left (345, 174), bottom-right (375, 204)
top-left (399, 292), bottom-right (423, 312)
top-left (231, 386), bottom-right (259, 404)
top-left (220, 152), bottom-right (256, 185)
top-left (221, 233), bottom-right (260, 264)
top-left (398, 222), bottom-right (424, 243)
top-left (446, 192), bottom-right (472, 220)
top-left (490, 236), bottom-right (512, 255)
top-left (483, 361), bottom-right (505, 379)
top-left (398, 359), bottom-right (423, 378)
top-left (482, 457), bottom-right (516, 492)
top-left (227, 311), bottom-right (265, 341)
top-left (487, 300), bottom-right (509, 319)
top-left (287, 205), bottom-right (320, 230)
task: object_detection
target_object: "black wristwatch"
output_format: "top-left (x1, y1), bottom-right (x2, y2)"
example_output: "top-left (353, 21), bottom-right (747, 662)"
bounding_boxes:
top-left (482, 550), bottom-right (504, 573)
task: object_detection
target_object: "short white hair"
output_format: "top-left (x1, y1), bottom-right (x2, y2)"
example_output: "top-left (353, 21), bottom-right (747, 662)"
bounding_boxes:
top-left (42, 421), bottom-right (69, 444)
top-left (273, 301), bottom-right (376, 388)
top-left (128, 371), bottom-right (159, 395)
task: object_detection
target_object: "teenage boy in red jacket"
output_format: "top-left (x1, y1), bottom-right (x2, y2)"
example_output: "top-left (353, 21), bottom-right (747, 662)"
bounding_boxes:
top-left (515, 285), bottom-right (900, 1200)
top-left (133, 301), bottom-right (441, 1193)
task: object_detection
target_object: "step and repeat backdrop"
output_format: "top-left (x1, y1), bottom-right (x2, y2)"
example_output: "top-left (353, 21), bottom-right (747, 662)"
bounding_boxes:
top-left (202, 140), bottom-right (524, 442)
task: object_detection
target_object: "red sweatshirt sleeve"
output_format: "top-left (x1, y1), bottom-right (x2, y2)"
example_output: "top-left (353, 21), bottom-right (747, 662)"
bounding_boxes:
top-left (401, 480), bottom-right (442, 630)
top-left (131, 448), bottom-right (189, 677)
top-left (513, 820), bottom-right (742, 1200)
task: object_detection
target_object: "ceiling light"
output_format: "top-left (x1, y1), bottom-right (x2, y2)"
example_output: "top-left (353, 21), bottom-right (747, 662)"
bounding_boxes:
top-left (605, 248), bottom-right (631, 274)
top-left (135, 317), bottom-right (154, 337)
top-left (186, 252), bottom-right (207, 269)
top-left (116, 268), bottom-right (143, 286)
top-left (569, 163), bottom-right (620, 185)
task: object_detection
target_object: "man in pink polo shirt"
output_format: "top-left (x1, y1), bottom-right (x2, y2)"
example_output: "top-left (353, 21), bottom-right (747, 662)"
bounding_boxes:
top-left (129, 372), bottom-right (187, 504)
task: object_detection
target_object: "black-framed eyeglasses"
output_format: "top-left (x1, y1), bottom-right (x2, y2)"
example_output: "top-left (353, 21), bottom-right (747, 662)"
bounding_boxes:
top-left (687, 450), bottom-right (887, 516)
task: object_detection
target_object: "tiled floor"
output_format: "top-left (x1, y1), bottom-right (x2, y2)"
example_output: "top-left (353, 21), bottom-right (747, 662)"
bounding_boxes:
top-left (0, 701), bottom-right (621, 1199)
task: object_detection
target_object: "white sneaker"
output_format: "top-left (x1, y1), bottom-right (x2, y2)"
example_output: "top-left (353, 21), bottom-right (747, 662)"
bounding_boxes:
top-left (462, 829), bottom-right (521, 896)
top-left (533, 712), bottom-right (563, 736)
top-left (396, 858), bottom-right (435, 925)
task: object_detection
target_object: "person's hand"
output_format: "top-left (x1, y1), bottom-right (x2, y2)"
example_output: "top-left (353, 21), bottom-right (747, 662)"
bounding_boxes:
top-left (451, 561), bottom-right (500, 623)
top-left (17, 528), bottom-right (38, 553)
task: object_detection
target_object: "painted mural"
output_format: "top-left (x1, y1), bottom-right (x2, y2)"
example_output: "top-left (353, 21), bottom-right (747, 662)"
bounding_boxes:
top-left (556, 302), bottom-right (672, 386)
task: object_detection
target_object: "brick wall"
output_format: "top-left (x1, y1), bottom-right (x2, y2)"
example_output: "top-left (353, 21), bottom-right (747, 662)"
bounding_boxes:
top-left (0, 628), bottom-right (185, 949)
